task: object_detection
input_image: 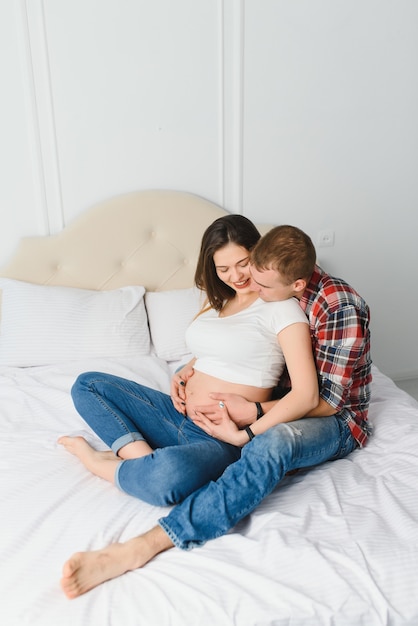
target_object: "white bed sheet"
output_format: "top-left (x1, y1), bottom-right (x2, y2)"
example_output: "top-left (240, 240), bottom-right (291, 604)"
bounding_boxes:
top-left (1, 360), bottom-right (417, 626)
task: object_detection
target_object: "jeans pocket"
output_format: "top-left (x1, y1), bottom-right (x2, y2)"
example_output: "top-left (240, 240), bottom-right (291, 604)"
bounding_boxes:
top-left (330, 418), bottom-right (357, 461)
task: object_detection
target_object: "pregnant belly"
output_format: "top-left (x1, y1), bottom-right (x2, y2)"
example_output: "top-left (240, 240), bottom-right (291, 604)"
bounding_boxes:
top-left (184, 369), bottom-right (273, 416)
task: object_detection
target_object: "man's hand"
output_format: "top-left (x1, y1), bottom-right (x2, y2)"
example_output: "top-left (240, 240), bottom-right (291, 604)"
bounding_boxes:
top-left (194, 392), bottom-right (256, 428)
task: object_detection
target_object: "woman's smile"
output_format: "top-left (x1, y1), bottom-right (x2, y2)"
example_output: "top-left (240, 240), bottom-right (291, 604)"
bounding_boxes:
top-left (233, 277), bottom-right (251, 290)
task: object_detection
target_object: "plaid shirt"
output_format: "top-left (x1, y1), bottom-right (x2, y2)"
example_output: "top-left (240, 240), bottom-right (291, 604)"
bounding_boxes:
top-left (282, 265), bottom-right (372, 447)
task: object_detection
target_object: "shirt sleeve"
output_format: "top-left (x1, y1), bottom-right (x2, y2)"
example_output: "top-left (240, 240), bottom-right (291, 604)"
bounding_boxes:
top-left (314, 304), bottom-right (369, 410)
top-left (269, 298), bottom-right (309, 334)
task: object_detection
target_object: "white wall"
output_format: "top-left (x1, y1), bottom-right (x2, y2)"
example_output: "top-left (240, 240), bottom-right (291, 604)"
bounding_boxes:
top-left (1, 0), bottom-right (417, 380)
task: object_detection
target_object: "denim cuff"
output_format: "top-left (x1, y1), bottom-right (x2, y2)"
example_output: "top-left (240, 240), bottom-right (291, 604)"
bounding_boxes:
top-left (114, 461), bottom-right (125, 491)
top-left (111, 432), bottom-right (145, 456)
top-left (157, 517), bottom-right (206, 551)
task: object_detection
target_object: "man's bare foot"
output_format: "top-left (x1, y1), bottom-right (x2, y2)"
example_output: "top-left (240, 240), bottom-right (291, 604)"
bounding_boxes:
top-left (58, 436), bottom-right (120, 483)
top-left (61, 527), bottom-right (174, 598)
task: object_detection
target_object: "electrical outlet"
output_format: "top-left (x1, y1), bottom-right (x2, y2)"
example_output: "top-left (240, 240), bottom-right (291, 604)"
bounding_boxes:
top-left (318, 229), bottom-right (335, 247)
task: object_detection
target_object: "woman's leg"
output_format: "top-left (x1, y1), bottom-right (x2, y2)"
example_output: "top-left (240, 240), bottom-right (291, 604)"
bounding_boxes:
top-left (67, 371), bottom-right (241, 505)
top-left (60, 371), bottom-right (184, 482)
top-left (70, 371), bottom-right (186, 455)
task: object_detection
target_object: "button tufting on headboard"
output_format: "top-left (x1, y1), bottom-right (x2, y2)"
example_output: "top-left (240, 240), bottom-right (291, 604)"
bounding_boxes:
top-left (0, 190), bottom-right (274, 292)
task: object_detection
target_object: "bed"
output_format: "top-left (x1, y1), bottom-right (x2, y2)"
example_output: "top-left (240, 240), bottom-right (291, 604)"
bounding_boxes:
top-left (0, 190), bottom-right (417, 626)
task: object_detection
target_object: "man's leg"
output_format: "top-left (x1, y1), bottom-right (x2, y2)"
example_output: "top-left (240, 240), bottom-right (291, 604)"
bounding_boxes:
top-left (158, 415), bottom-right (355, 549)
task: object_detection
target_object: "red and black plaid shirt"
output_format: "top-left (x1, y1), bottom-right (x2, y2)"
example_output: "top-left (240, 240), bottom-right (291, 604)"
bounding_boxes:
top-left (283, 266), bottom-right (372, 446)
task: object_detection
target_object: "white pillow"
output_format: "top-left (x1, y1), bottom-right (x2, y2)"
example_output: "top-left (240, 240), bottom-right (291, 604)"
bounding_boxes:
top-left (145, 287), bottom-right (205, 361)
top-left (0, 279), bottom-right (150, 366)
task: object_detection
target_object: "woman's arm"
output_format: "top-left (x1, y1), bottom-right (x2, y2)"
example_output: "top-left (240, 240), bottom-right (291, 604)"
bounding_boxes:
top-left (247, 322), bottom-right (318, 434)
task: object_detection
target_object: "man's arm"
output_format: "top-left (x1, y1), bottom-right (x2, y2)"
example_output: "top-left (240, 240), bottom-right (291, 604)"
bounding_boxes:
top-left (197, 393), bottom-right (335, 428)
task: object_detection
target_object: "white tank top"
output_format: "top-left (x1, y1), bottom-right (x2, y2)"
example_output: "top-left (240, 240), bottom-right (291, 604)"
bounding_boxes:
top-left (185, 297), bottom-right (308, 388)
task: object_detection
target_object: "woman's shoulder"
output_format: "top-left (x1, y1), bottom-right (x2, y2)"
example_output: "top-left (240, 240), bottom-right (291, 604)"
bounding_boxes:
top-left (262, 298), bottom-right (308, 322)
top-left (262, 297), bottom-right (301, 311)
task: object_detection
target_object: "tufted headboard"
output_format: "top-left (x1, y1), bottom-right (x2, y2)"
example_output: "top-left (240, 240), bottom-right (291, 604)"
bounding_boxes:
top-left (0, 190), bottom-right (273, 292)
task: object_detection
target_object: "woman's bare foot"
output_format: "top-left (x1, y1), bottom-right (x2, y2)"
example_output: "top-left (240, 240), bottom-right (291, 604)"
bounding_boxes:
top-left (61, 527), bottom-right (174, 598)
top-left (58, 436), bottom-right (120, 483)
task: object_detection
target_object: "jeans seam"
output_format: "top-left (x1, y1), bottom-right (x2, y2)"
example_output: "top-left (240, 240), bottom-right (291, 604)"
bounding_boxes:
top-left (88, 377), bottom-right (179, 438)
top-left (89, 381), bottom-right (140, 435)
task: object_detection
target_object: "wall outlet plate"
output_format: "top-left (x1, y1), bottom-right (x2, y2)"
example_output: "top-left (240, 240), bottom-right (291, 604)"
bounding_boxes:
top-left (318, 229), bottom-right (335, 247)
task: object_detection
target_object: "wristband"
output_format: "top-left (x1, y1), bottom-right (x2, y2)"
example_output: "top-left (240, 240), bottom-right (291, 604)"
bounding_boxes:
top-left (245, 426), bottom-right (255, 441)
top-left (255, 401), bottom-right (264, 420)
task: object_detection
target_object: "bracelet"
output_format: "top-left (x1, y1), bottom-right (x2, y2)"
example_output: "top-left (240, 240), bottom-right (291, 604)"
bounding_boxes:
top-left (245, 426), bottom-right (255, 441)
top-left (255, 401), bottom-right (264, 420)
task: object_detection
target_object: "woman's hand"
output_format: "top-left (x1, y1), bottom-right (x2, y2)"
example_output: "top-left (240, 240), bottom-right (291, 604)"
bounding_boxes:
top-left (194, 392), bottom-right (257, 428)
top-left (192, 403), bottom-right (248, 447)
top-left (170, 360), bottom-right (195, 414)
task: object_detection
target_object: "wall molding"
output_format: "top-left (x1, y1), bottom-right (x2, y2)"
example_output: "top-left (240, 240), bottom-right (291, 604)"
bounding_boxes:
top-left (19, 0), bottom-right (243, 227)
top-left (18, 0), bottom-right (64, 234)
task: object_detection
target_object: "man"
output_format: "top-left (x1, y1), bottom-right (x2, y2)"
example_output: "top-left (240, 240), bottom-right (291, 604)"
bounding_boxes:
top-left (60, 225), bottom-right (372, 598)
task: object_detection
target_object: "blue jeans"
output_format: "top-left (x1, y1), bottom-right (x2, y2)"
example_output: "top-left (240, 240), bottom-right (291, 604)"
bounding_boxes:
top-left (158, 415), bottom-right (357, 549)
top-left (71, 372), bottom-right (241, 506)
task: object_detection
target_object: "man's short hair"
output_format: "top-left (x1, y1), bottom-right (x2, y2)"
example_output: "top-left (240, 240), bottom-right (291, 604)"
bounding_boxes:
top-left (251, 225), bottom-right (316, 284)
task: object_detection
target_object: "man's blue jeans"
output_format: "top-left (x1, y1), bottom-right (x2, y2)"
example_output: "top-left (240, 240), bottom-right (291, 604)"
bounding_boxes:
top-left (71, 372), bottom-right (241, 506)
top-left (158, 415), bottom-right (357, 549)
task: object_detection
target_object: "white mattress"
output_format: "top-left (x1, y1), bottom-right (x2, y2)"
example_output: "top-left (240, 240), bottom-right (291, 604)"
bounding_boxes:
top-left (1, 359), bottom-right (417, 626)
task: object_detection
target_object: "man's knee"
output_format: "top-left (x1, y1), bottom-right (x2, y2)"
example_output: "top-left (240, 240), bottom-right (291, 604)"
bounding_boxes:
top-left (242, 423), bottom-right (297, 464)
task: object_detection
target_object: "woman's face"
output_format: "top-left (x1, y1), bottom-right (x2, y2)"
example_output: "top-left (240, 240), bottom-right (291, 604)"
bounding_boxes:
top-left (213, 243), bottom-right (252, 293)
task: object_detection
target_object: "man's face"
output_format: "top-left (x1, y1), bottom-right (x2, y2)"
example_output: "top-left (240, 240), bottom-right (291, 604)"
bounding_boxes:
top-left (249, 265), bottom-right (298, 302)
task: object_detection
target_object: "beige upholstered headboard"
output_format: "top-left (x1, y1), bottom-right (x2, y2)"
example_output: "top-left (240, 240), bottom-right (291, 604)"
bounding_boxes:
top-left (0, 190), bottom-right (273, 292)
